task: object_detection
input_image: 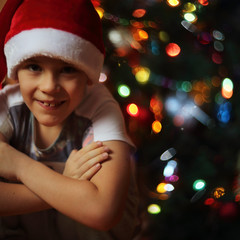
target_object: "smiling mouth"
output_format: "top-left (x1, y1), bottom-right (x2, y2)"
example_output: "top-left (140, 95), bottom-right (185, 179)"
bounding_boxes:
top-left (39, 101), bottom-right (65, 108)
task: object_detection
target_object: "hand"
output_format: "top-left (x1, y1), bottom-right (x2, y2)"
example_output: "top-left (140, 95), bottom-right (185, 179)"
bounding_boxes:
top-left (63, 141), bottom-right (110, 180)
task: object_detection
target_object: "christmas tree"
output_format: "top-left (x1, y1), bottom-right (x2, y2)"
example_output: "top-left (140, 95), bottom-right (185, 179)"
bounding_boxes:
top-left (94, 0), bottom-right (240, 239)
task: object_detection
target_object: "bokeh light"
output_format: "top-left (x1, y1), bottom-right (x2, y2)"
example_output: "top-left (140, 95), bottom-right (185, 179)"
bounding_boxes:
top-left (148, 204), bottom-right (161, 214)
top-left (193, 179), bottom-right (206, 191)
top-left (221, 78), bottom-right (233, 99)
top-left (127, 103), bottom-right (139, 117)
top-left (167, 0), bottom-right (180, 7)
top-left (213, 187), bottom-right (225, 199)
top-left (152, 120), bottom-right (162, 134)
top-left (132, 9), bottom-right (146, 18)
top-left (166, 43), bottom-right (181, 57)
top-left (118, 84), bottom-right (131, 97)
top-left (134, 66), bottom-right (151, 84)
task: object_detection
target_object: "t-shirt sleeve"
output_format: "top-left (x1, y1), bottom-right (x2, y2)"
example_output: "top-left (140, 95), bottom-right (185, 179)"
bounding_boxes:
top-left (0, 85), bottom-right (16, 141)
top-left (75, 83), bottom-right (134, 148)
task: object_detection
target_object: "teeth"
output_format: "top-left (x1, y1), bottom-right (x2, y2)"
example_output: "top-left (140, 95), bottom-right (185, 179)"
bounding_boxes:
top-left (42, 102), bottom-right (57, 107)
top-left (43, 102), bottom-right (50, 106)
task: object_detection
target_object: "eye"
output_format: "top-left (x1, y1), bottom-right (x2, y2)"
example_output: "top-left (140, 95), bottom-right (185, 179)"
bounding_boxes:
top-left (61, 66), bottom-right (78, 74)
top-left (27, 64), bottom-right (42, 72)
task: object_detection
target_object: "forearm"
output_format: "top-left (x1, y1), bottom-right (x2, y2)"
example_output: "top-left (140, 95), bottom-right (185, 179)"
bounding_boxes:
top-left (18, 158), bottom-right (113, 230)
top-left (0, 181), bottom-right (51, 216)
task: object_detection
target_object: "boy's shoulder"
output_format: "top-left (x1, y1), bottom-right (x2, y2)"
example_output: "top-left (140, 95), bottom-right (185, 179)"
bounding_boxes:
top-left (75, 83), bottom-right (119, 116)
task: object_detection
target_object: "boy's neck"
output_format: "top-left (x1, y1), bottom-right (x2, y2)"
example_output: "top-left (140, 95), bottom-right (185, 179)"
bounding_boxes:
top-left (34, 120), bottom-right (63, 149)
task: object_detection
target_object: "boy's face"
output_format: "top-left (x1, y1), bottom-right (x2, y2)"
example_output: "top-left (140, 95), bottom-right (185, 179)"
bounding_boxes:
top-left (17, 56), bottom-right (89, 128)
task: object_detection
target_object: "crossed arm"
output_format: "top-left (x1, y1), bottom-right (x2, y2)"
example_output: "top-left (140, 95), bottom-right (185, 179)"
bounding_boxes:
top-left (0, 133), bottom-right (131, 230)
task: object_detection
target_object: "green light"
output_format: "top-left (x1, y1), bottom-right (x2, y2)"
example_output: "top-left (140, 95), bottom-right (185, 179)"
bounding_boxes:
top-left (193, 179), bottom-right (206, 191)
top-left (181, 81), bottom-right (192, 92)
top-left (148, 204), bottom-right (161, 215)
top-left (118, 84), bottom-right (131, 97)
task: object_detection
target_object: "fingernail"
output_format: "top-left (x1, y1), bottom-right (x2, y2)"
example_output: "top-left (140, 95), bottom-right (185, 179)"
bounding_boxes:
top-left (97, 141), bottom-right (102, 146)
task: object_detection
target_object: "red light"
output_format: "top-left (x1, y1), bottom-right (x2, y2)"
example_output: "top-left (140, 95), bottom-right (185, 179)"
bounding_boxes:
top-left (166, 43), bottom-right (181, 57)
top-left (204, 198), bottom-right (215, 205)
top-left (198, 0), bottom-right (209, 6)
top-left (127, 103), bottom-right (139, 117)
top-left (132, 9), bottom-right (146, 18)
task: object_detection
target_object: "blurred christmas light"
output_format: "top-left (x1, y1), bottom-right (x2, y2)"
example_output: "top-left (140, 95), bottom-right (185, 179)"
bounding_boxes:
top-left (204, 198), bottom-right (215, 206)
top-left (198, 32), bottom-right (212, 45)
top-left (193, 179), bottom-right (206, 191)
top-left (135, 66), bottom-right (151, 84)
top-left (212, 52), bottom-right (223, 64)
top-left (213, 30), bottom-right (225, 41)
top-left (150, 95), bottom-right (163, 121)
top-left (159, 31), bottom-right (170, 42)
top-left (91, 0), bottom-right (101, 7)
top-left (152, 120), bottom-right (162, 134)
top-left (127, 103), bottom-right (139, 117)
top-left (217, 102), bottom-right (231, 124)
top-left (133, 29), bottom-right (149, 41)
top-left (118, 84), bottom-right (131, 97)
top-left (157, 183), bottom-right (167, 193)
top-left (181, 20), bottom-right (197, 32)
top-left (167, 0), bottom-right (180, 7)
top-left (165, 183), bottom-right (175, 192)
top-left (214, 41), bottom-right (224, 52)
top-left (184, 12), bottom-right (197, 23)
top-left (166, 43), bottom-right (181, 57)
top-left (183, 2), bottom-right (196, 12)
top-left (213, 187), bottom-right (225, 199)
top-left (130, 20), bottom-right (145, 28)
top-left (198, 0), bottom-right (209, 6)
top-left (166, 175), bottom-right (179, 182)
top-left (181, 81), bottom-right (192, 92)
top-left (221, 78), bottom-right (233, 99)
top-left (160, 148), bottom-right (177, 161)
top-left (148, 204), bottom-right (161, 214)
top-left (95, 7), bottom-right (104, 18)
top-left (165, 96), bottom-right (181, 116)
top-left (132, 9), bottom-right (146, 18)
top-left (163, 160), bottom-right (177, 177)
top-left (99, 72), bottom-right (108, 83)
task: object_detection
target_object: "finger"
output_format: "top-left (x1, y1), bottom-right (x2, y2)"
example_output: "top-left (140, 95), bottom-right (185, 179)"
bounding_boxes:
top-left (79, 163), bottom-right (102, 180)
top-left (75, 145), bottom-right (110, 166)
top-left (76, 152), bottom-right (109, 175)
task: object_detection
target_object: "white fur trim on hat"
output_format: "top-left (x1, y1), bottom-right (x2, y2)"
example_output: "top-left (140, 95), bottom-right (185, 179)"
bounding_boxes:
top-left (4, 28), bottom-right (104, 83)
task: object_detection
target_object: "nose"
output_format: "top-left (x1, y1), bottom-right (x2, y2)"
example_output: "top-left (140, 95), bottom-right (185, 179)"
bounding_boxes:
top-left (39, 72), bottom-right (60, 94)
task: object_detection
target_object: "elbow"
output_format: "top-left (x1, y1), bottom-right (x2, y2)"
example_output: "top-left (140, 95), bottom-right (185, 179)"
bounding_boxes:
top-left (75, 206), bottom-right (123, 231)
top-left (91, 211), bottom-right (122, 231)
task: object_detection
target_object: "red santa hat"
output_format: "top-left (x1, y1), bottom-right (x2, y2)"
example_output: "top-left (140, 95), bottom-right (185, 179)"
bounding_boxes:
top-left (0, 0), bottom-right (105, 84)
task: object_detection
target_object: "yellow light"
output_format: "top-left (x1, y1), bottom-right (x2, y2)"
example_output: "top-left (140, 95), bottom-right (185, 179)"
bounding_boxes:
top-left (183, 2), bottom-right (196, 12)
top-left (137, 29), bottom-right (149, 40)
top-left (213, 187), bottom-right (225, 199)
top-left (148, 204), bottom-right (161, 214)
top-left (167, 0), bottom-right (180, 7)
top-left (127, 103), bottom-right (139, 117)
top-left (135, 67), bottom-right (151, 84)
top-left (95, 7), bottom-right (104, 19)
top-left (157, 183), bottom-right (167, 193)
top-left (159, 31), bottom-right (170, 42)
top-left (152, 120), bottom-right (162, 134)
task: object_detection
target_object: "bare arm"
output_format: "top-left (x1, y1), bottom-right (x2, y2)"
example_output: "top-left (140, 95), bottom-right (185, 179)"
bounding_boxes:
top-left (0, 139), bottom-right (131, 230)
top-left (0, 133), bottom-right (109, 217)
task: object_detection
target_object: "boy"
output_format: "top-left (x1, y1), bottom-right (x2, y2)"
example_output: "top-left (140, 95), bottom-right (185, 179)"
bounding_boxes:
top-left (0, 0), bottom-right (139, 239)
